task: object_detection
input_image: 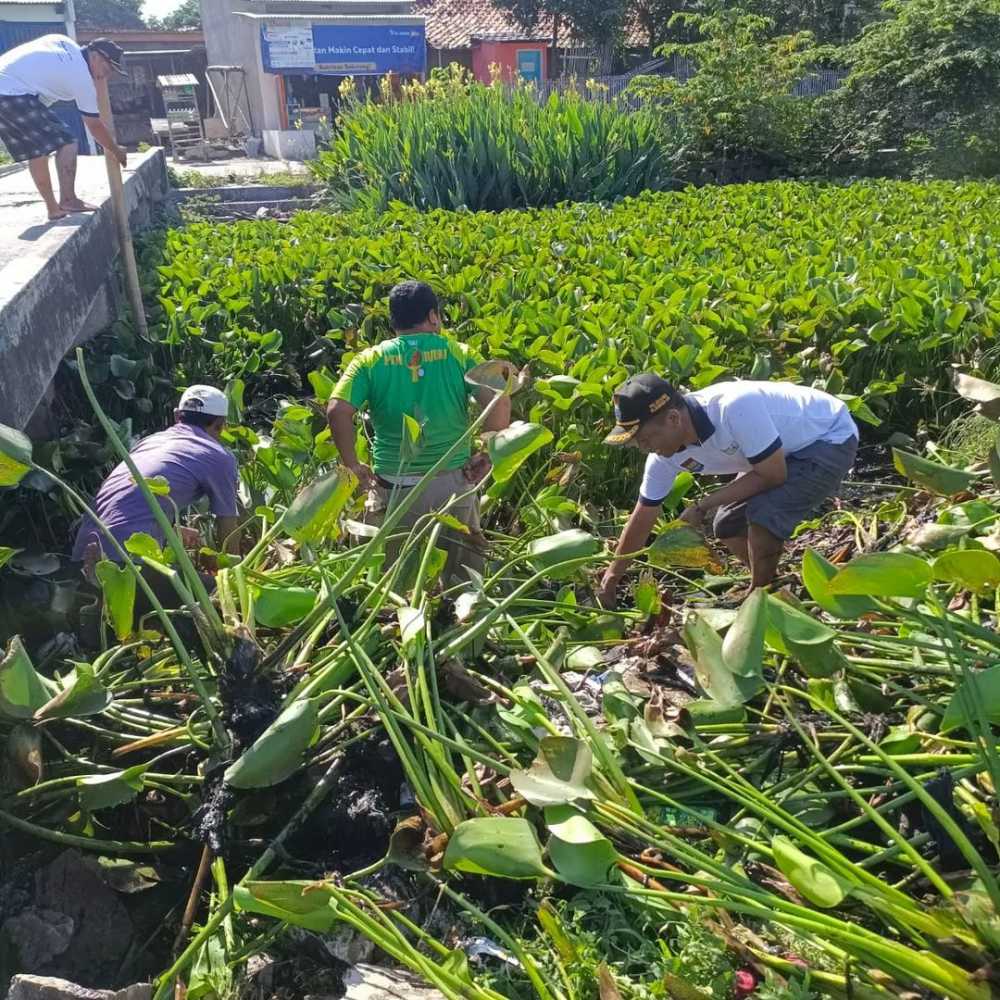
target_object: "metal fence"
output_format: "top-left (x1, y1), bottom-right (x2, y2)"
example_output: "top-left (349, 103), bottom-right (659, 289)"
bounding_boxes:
top-left (529, 57), bottom-right (845, 106)
top-left (791, 68), bottom-right (847, 96)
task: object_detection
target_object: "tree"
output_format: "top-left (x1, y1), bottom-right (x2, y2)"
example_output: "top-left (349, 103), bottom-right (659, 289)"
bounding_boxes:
top-left (492, 0), bottom-right (627, 50)
top-left (834, 0), bottom-right (1000, 177)
top-left (632, 0), bottom-right (691, 51)
top-left (147, 0), bottom-right (201, 30)
top-left (74, 0), bottom-right (144, 28)
top-left (629, 8), bottom-right (825, 181)
top-left (735, 0), bottom-right (881, 44)
top-left (492, 0), bottom-right (711, 54)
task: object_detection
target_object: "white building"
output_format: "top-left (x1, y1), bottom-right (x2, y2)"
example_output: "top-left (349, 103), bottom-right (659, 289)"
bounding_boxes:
top-left (0, 0), bottom-right (75, 53)
top-left (1, 0), bottom-right (85, 151)
top-left (200, 0), bottom-right (424, 159)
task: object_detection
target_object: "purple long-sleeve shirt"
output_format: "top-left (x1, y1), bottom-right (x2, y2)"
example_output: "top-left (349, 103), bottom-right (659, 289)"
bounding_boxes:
top-left (72, 423), bottom-right (238, 563)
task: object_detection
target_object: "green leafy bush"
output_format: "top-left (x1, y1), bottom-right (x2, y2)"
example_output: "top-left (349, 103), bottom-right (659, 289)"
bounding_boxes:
top-left (168, 166), bottom-right (314, 190)
top-left (832, 0), bottom-right (1000, 178)
top-left (310, 66), bottom-right (679, 211)
top-left (630, 9), bottom-right (831, 183)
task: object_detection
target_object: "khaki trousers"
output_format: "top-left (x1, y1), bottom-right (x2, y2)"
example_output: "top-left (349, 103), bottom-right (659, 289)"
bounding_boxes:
top-left (365, 468), bottom-right (486, 587)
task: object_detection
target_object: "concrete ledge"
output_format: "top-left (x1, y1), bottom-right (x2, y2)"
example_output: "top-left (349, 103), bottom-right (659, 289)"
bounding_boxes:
top-left (173, 183), bottom-right (317, 202)
top-left (262, 129), bottom-right (316, 161)
top-left (193, 199), bottom-right (317, 217)
top-left (165, 183), bottom-right (320, 220)
top-left (0, 148), bottom-right (168, 431)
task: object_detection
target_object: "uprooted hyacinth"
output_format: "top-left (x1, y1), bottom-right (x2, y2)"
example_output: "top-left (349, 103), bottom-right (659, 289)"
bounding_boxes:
top-left (5, 167), bottom-right (1000, 997)
top-left (4, 354), bottom-right (1000, 999)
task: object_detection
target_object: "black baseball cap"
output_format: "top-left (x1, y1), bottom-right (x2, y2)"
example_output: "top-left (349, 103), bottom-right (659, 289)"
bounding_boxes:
top-left (85, 38), bottom-right (127, 74)
top-left (604, 373), bottom-right (680, 445)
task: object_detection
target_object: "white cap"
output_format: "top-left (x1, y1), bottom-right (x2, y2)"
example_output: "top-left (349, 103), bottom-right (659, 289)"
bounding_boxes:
top-left (177, 385), bottom-right (229, 418)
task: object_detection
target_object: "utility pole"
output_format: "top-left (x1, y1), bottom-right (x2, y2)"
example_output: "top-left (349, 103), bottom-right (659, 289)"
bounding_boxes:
top-left (63, 0), bottom-right (77, 39)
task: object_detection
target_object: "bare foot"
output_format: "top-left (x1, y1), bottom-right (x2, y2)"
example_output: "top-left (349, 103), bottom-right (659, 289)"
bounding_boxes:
top-left (47, 206), bottom-right (68, 221)
top-left (60, 199), bottom-right (97, 213)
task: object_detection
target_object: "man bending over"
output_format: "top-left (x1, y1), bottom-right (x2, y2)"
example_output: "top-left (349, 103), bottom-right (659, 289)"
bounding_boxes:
top-left (598, 374), bottom-right (858, 607)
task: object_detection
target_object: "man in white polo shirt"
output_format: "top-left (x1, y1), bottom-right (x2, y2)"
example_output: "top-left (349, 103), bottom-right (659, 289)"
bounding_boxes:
top-left (597, 374), bottom-right (858, 606)
top-left (0, 35), bottom-right (128, 221)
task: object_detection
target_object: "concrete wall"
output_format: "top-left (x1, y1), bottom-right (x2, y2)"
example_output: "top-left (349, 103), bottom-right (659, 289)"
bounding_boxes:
top-left (0, 4), bottom-right (63, 23)
top-left (201, 0), bottom-right (427, 140)
top-left (0, 149), bottom-right (169, 432)
top-left (200, 0), bottom-right (279, 134)
top-left (262, 127), bottom-right (314, 159)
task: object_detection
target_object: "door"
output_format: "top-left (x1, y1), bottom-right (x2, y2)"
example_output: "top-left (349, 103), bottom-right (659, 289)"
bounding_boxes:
top-left (516, 49), bottom-right (542, 83)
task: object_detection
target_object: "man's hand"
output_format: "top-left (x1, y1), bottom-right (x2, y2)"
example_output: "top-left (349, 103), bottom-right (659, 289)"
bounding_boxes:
top-left (463, 451), bottom-right (492, 485)
top-left (347, 461), bottom-right (374, 491)
top-left (680, 501), bottom-right (707, 529)
top-left (596, 573), bottom-right (620, 610)
top-left (84, 118), bottom-right (128, 170)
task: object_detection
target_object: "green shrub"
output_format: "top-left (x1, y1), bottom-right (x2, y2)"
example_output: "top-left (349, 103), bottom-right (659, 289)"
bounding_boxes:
top-left (168, 167), bottom-right (313, 189)
top-left (630, 8), bottom-right (832, 183)
top-left (831, 0), bottom-right (1000, 178)
top-left (310, 66), bottom-right (680, 211)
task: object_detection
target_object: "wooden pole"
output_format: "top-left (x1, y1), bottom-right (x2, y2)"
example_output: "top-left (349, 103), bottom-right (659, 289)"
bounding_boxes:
top-left (276, 74), bottom-right (289, 130)
top-left (95, 75), bottom-right (149, 340)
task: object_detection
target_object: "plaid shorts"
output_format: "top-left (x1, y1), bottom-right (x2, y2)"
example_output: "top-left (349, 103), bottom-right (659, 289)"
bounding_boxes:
top-left (0, 94), bottom-right (76, 162)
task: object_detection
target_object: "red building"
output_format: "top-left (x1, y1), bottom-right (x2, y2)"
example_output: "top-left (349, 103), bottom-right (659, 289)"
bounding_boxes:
top-left (470, 37), bottom-right (547, 83)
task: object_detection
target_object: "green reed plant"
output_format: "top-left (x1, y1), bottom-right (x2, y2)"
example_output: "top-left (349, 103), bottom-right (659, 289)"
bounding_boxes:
top-left (311, 67), bottom-right (678, 212)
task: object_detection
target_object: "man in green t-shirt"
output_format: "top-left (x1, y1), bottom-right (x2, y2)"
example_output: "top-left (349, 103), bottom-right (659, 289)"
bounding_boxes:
top-left (328, 281), bottom-right (512, 584)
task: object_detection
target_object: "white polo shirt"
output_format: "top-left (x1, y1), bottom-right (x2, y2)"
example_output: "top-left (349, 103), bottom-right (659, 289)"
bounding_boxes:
top-left (0, 35), bottom-right (99, 116)
top-left (639, 381), bottom-right (858, 505)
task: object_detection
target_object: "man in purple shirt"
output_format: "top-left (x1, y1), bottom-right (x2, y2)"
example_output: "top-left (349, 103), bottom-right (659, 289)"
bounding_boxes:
top-left (72, 385), bottom-right (241, 570)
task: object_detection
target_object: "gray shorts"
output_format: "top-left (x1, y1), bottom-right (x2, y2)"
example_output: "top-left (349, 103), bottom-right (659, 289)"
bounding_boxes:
top-left (712, 437), bottom-right (858, 541)
top-left (364, 467), bottom-right (486, 585)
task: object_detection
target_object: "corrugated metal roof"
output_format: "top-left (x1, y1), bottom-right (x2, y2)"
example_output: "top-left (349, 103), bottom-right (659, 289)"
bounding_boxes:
top-left (0, 0), bottom-right (62, 5)
top-left (246, 0), bottom-right (414, 8)
top-left (125, 48), bottom-right (196, 54)
top-left (247, 0), bottom-right (413, 3)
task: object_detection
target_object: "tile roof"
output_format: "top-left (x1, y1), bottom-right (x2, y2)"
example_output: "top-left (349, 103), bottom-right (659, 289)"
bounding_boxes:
top-left (415, 0), bottom-right (553, 50)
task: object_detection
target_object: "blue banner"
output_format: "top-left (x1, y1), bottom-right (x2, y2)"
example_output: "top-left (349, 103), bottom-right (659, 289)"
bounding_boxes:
top-left (261, 22), bottom-right (426, 76)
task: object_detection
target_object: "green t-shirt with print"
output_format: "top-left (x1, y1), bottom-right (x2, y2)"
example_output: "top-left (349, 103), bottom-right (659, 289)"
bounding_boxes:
top-left (332, 333), bottom-right (481, 475)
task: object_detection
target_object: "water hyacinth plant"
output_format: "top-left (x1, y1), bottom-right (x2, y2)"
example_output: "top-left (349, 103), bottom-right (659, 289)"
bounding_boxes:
top-left (62, 177), bottom-right (994, 528)
top-left (7, 125), bottom-right (1000, 993)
